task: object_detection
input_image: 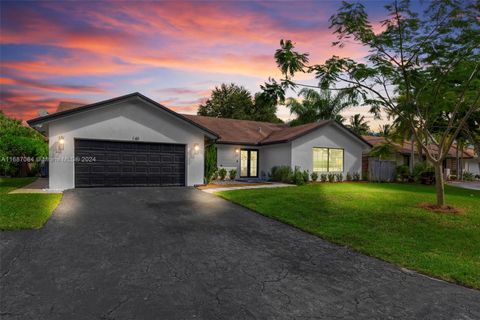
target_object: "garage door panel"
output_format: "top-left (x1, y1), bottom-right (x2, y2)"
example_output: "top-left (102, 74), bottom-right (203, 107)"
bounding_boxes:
top-left (75, 139), bottom-right (185, 187)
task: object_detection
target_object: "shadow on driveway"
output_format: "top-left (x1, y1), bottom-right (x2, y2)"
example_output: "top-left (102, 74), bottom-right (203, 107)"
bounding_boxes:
top-left (1, 187), bottom-right (479, 319)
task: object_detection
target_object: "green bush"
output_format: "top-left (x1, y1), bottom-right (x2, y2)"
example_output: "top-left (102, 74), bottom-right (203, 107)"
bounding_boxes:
top-left (396, 165), bottom-right (410, 182)
top-left (229, 169), bottom-right (237, 180)
top-left (311, 172), bottom-right (318, 181)
top-left (0, 111), bottom-right (48, 177)
top-left (302, 170), bottom-right (309, 183)
top-left (271, 166), bottom-right (293, 183)
top-left (336, 173), bottom-right (343, 182)
top-left (204, 144), bottom-right (217, 183)
top-left (413, 162), bottom-right (434, 182)
top-left (320, 173), bottom-right (327, 182)
top-left (293, 168), bottom-right (305, 185)
top-left (463, 171), bottom-right (474, 181)
top-left (346, 172), bottom-right (352, 181)
top-left (361, 170), bottom-right (368, 181)
top-left (327, 173), bottom-right (335, 182)
top-left (353, 172), bottom-right (361, 181)
top-left (218, 168), bottom-right (227, 180)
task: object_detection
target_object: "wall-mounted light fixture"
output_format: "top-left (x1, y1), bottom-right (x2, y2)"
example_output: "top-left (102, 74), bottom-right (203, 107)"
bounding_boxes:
top-left (58, 136), bottom-right (65, 151)
top-left (235, 148), bottom-right (240, 154)
top-left (193, 143), bottom-right (200, 154)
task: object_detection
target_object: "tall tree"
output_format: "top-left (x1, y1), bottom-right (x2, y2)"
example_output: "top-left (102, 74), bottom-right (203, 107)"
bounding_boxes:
top-left (198, 83), bottom-right (281, 122)
top-left (251, 93), bottom-right (283, 123)
top-left (285, 88), bottom-right (352, 126)
top-left (348, 114), bottom-right (370, 135)
top-left (197, 83), bottom-right (253, 119)
top-left (262, 0), bottom-right (480, 206)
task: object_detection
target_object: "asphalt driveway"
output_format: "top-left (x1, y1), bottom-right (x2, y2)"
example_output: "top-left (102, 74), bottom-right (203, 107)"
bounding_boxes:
top-left (1, 187), bottom-right (479, 319)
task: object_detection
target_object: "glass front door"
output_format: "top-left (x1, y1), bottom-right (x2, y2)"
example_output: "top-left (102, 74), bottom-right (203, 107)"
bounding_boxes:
top-left (240, 149), bottom-right (259, 178)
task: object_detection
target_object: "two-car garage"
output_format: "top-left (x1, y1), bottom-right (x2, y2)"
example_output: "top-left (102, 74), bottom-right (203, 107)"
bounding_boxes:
top-left (74, 139), bottom-right (186, 187)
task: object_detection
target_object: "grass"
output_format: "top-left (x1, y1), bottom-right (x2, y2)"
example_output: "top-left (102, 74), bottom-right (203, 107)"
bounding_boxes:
top-left (217, 183), bottom-right (480, 289)
top-left (0, 177), bottom-right (62, 230)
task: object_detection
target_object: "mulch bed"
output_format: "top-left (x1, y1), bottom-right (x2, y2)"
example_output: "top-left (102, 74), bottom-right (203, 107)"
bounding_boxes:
top-left (418, 202), bottom-right (464, 215)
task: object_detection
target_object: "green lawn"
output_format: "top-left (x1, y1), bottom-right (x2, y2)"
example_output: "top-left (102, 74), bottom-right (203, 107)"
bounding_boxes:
top-left (217, 183), bottom-right (480, 289)
top-left (0, 177), bottom-right (62, 230)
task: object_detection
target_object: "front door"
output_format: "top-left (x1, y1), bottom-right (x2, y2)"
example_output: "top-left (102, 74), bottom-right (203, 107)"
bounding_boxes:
top-left (240, 149), bottom-right (259, 178)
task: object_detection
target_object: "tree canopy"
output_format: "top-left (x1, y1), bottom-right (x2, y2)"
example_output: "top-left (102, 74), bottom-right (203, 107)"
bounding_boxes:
top-left (198, 83), bottom-right (282, 123)
top-left (285, 88), bottom-right (353, 126)
top-left (0, 111), bottom-right (48, 176)
top-left (347, 114), bottom-right (370, 135)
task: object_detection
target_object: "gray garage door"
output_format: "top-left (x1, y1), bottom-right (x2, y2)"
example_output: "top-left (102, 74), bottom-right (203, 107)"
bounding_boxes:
top-left (74, 139), bottom-right (185, 187)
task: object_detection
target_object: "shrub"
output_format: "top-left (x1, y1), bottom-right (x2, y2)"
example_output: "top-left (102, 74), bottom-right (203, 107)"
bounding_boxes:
top-left (327, 173), bottom-right (335, 182)
top-left (396, 165), bottom-right (410, 182)
top-left (212, 168), bottom-right (219, 180)
top-left (353, 172), bottom-right (361, 181)
top-left (336, 173), bottom-right (343, 182)
top-left (413, 162), bottom-right (434, 182)
top-left (293, 168), bottom-right (305, 185)
top-left (229, 169), bottom-right (237, 180)
top-left (346, 172), bottom-right (352, 181)
top-left (218, 168), bottom-right (227, 180)
top-left (463, 171), bottom-right (474, 181)
top-left (361, 170), bottom-right (368, 181)
top-left (271, 166), bottom-right (293, 183)
top-left (204, 144), bottom-right (217, 183)
top-left (320, 173), bottom-right (327, 182)
top-left (311, 172), bottom-right (318, 182)
top-left (302, 170), bottom-right (309, 183)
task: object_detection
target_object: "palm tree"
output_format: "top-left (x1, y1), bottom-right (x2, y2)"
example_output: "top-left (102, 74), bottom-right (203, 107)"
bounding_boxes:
top-left (274, 40), bottom-right (309, 80)
top-left (347, 114), bottom-right (370, 135)
top-left (285, 88), bottom-right (353, 126)
top-left (378, 124), bottom-right (391, 137)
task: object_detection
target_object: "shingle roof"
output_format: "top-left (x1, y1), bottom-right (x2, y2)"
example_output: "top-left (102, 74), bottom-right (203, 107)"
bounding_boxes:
top-left (182, 114), bottom-right (286, 144)
top-left (182, 115), bottom-right (340, 145)
top-left (362, 135), bottom-right (475, 159)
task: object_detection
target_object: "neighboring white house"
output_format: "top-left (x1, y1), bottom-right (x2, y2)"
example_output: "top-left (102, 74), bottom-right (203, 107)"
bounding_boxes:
top-left (28, 92), bottom-right (371, 190)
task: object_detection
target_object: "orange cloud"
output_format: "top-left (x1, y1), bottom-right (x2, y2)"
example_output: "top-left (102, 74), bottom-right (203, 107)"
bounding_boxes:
top-left (0, 77), bottom-right (104, 93)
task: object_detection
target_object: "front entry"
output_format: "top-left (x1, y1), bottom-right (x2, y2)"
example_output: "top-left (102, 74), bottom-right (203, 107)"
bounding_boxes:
top-left (240, 149), bottom-right (258, 178)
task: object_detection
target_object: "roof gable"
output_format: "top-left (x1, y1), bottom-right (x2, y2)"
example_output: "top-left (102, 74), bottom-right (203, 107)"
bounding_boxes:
top-left (27, 92), bottom-right (218, 139)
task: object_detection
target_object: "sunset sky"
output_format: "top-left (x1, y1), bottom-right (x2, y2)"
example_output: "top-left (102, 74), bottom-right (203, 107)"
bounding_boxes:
top-left (0, 0), bottom-right (422, 129)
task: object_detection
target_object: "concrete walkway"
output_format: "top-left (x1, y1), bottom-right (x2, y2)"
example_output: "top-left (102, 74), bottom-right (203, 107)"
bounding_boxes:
top-left (448, 181), bottom-right (480, 191)
top-left (200, 182), bottom-right (293, 193)
top-left (8, 178), bottom-right (61, 194)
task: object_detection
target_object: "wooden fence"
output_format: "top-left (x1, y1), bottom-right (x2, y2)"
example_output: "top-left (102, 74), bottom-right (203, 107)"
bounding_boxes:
top-left (369, 159), bottom-right (397, 182)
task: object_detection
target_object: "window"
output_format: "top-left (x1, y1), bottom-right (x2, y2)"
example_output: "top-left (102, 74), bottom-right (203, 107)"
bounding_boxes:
top-left (312, 148), bottom-right (344, 172)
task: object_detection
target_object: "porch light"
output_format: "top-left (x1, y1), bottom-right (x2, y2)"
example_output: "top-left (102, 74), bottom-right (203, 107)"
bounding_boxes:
top-left (235, 148), bottom-right (240, 154)
top-left (193, 143), bottom-right (200, 154)
top-left (58, 136), bottom-right (65, 151)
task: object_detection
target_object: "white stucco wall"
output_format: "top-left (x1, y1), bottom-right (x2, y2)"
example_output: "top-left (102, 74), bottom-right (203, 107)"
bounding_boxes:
top-left (291, 123), bottom-right (369, 179)
top-left (259, 143), bottom-right (292, 177)
top-left (47, 97), bottom-right (206, 190)
top-left (465, 158), bottom-right (480, 175)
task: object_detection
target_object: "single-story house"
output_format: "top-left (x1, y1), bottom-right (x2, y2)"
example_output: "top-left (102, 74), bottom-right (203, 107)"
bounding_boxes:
top-left (362, 136), bottom-right (479, 176)
top-left (28, 92), bottom-right (371, 190)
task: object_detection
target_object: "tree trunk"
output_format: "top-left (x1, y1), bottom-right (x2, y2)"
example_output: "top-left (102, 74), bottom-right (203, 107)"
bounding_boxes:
top-left (434, 163), bottom-right (445, 207)
top-left (410, 133), bottom-right (415, 174)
